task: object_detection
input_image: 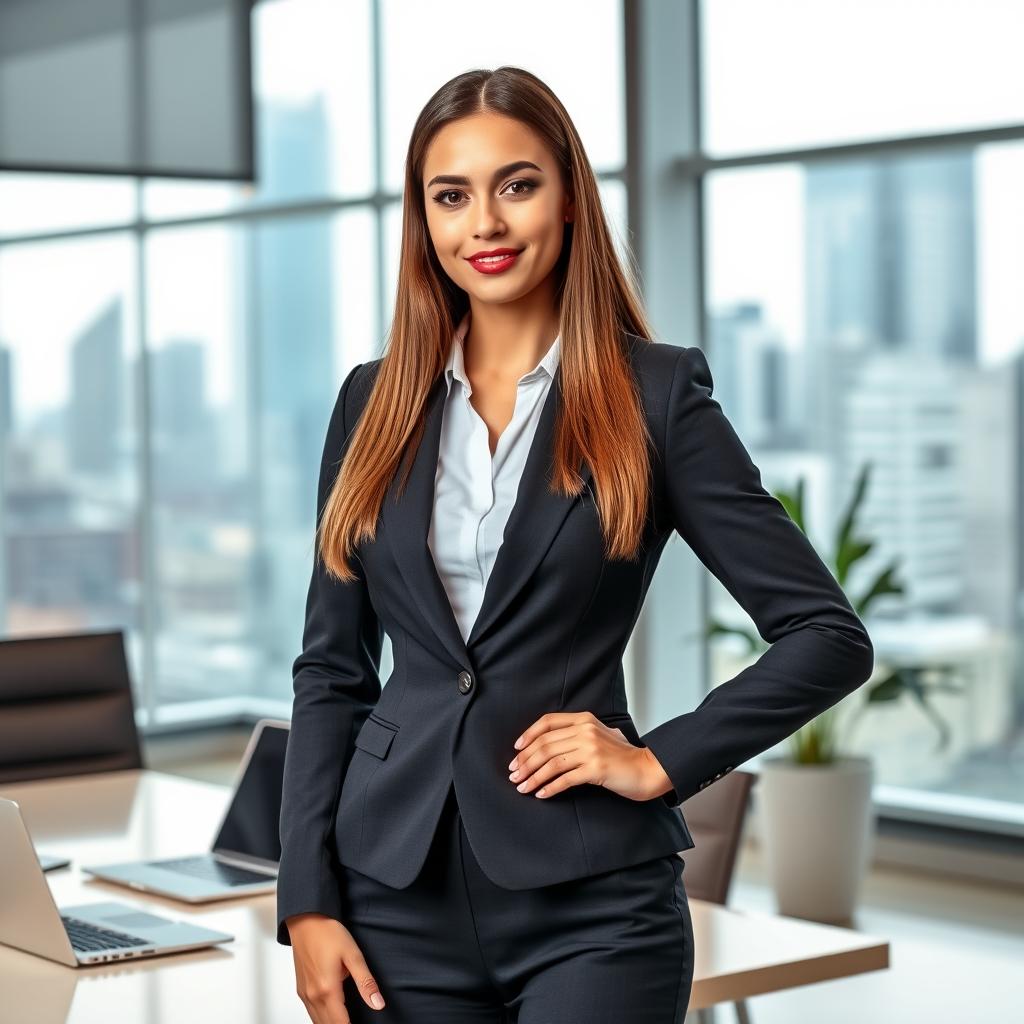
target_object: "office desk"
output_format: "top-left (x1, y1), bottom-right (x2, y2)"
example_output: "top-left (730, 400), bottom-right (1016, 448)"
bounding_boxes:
top-left (0, 769), bottom-right (888, 1022)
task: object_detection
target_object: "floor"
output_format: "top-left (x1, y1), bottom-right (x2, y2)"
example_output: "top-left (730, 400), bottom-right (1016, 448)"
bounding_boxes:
top-left (162, 753), bottom-right (1024, 1023)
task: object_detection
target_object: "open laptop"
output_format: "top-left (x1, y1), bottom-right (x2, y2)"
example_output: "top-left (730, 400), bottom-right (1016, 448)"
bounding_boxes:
top-left (0, 797), bottom-right (233, 967)
top-left (38, 853), bottom-right (71, 871)
top-left (82, 719), bottom-right (287, 902)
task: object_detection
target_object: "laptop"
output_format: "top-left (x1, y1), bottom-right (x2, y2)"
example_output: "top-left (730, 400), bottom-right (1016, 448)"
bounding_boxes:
top-left (0, 797), bottom-right (233, 967)
top-left (38, 853), bottom-right (71, 871)
top-left (82, 719), bottom-right (287, 902)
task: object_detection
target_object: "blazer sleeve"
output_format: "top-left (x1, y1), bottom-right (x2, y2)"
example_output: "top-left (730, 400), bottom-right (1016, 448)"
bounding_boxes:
top-left (276, 361), bottom-right (385, 946)
top-left (639, 346), bottom-right (874, 808)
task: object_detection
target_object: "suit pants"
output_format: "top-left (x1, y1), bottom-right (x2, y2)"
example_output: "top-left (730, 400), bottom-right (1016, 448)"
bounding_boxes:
top-left (339, 781), bottom-right (694, 1023)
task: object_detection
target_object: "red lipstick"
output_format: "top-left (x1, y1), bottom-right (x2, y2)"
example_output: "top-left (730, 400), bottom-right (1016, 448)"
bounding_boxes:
top-left (465, 247), bottom-right (523, 275)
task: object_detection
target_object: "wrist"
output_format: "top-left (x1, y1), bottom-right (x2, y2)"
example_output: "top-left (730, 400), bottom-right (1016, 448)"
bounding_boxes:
top-left (640, 746), bottom-right (673, 801)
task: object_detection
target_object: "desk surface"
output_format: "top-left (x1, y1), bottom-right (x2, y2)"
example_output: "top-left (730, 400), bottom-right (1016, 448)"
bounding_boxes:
top-left (0, 769), bottom-right (888, 1021)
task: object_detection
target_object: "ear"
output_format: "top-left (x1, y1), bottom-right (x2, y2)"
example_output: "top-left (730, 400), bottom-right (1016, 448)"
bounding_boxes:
top-left (564, 195), bottom-right (575, 223)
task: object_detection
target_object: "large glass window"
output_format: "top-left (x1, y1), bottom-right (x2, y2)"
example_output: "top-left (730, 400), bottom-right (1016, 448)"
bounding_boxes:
top-left (255, 209), bottom-right (380, 704)
top-left (0, 234), bottom-right (140, 661)
top-left (0, 0), bottom-right (625, 732)
top-left (701, 0), bottom-right (1024, 157)
top-left (379, 0), bottom-right (624, 191)
top-left (0, 174), bottom-right (134, 239)
top-left (145, 223), bottom-right (254, 711)
top-left (5, 0), bottom-right (1015, 834)
top-left (697, 0), bottom-right (1024, 823)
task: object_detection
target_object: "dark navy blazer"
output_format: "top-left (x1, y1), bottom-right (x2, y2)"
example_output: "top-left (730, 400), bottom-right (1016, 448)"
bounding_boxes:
top-left (276, 334), bottom-right (874, 946)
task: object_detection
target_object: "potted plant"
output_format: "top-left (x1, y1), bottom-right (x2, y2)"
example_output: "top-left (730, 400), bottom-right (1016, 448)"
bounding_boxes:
top-left (709, 461), bottom-right (962, 924)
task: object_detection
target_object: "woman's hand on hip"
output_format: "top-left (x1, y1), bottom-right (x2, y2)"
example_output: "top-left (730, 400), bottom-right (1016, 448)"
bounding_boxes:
top-left (507, 711), bottom-right (673, 802)
top-left (287, 913), bottom-right (386, 1023)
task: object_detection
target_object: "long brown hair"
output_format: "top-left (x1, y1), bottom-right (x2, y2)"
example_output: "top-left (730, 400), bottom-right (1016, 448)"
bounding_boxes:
top-left (320, 65), bottom-right (659, 584)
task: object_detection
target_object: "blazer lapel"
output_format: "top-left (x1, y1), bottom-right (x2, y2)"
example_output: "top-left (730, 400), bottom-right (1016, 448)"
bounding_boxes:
top-left (467, 365), bottom-right (592, 649)
top-left (381, 363), bottom-right (593, 669)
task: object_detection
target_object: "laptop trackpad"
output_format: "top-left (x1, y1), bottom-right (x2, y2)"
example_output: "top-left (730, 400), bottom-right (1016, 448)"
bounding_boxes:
top-left (104, 911), bottom-right (174, 930)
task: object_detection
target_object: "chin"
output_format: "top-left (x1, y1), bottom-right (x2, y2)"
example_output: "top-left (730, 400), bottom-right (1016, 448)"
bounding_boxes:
top-left (469, 288), bottom-right (530, 306)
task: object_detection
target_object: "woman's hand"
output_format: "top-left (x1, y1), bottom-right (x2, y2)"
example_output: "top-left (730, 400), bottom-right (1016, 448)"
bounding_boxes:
top-left (287, 913), bottom-right (386, 1023)
top-left (507, 711), bottom-right (673, 802)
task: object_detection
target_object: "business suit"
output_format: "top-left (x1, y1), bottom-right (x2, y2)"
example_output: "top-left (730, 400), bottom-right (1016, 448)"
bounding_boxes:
top-left (277, 333), bottom-right (873, 965)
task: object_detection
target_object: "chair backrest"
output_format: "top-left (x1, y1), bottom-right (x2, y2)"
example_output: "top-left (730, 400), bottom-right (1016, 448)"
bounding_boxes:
top-left (679, 769), bottom-right (756, 904)
top-left (0, 629), bottom-right (143, 784)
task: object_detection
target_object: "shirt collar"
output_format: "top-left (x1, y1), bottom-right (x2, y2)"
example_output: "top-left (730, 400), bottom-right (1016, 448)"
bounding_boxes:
top-left (444, 310), bottom-right (561, 396)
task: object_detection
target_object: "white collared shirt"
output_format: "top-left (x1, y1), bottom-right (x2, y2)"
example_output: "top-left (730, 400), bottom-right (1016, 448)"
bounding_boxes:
top-left (427, 310), bottom-right (561, 644)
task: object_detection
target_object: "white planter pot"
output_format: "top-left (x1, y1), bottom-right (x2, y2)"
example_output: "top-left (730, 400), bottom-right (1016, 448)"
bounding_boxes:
top-left (757, 755), bottom-right (875, 923)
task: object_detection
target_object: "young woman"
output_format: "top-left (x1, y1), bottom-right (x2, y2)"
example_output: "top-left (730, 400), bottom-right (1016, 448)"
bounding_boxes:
top-left (276, 66), bottom-right (873, 1024)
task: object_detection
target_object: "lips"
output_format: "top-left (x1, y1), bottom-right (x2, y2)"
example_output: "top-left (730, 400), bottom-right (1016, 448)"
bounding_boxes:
top-left (467, 248), bottom-right (523, 275)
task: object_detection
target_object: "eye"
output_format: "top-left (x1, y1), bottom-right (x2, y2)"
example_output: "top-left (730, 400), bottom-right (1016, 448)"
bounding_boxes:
top-left (505, 179), bottom-right (537, 196)
top-left (433, 189), bottom-right (463, 208)
top-left (431, 178), bottom-right (539, 208)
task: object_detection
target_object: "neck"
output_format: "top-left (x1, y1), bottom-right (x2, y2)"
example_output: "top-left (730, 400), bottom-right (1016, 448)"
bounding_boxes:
top-left (464, 287), bottom-right (560, 383)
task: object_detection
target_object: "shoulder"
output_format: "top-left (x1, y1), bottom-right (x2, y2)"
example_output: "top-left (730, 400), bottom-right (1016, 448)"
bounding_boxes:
top-left (624, 333), bottom-right (712, 384)
top-left (624, 334), bottom-right (680, 376)
top-left (621, 334), bottom-right (715, 430)
top-left (339, 358), bottom-right (384, 429)
top-left (351, 357), bottom-right (383, 401)
top-left (353, 357), bottom-right (384, 386)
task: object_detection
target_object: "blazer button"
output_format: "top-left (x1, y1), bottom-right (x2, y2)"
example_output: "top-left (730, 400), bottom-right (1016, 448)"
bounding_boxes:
top-left (457, 670), bottom-right (473, 694)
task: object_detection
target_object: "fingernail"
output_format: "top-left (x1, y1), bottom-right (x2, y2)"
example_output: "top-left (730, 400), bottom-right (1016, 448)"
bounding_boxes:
top-left (508, 758), bottom-right (518, 770)
top-left (371, 993), bottom-right (385, 1010)
top-left (514, 737), bottom-right (524, 749)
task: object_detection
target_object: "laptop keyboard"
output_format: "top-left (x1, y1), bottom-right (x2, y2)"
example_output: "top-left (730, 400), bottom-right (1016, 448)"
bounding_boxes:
top-left (150, 855), bottom-right (271, 885)
top-left (62, 915), bottom-right (150, 952)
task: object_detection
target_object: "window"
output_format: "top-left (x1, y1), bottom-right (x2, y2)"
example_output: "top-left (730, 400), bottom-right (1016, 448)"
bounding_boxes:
top-left (0, 0), bottom-right (626, 730)
top-left (0, 234), bottom-right (140, 657)
top-left (701, 0), bottom-right (1024, 156)
top-left (699, 1), bottom-right (1024, 821)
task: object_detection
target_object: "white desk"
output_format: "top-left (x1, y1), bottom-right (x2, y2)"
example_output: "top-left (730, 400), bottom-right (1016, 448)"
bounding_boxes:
top-left (0, 769), bottom-right (889, 1021)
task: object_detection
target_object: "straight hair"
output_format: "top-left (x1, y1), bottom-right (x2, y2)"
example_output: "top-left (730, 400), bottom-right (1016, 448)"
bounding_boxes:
top-left (319, 66), bottom-right (660, 584)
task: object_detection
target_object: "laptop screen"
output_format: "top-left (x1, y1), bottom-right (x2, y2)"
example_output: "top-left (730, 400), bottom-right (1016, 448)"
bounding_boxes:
top-left (211, 722), bottom-right (287, 864)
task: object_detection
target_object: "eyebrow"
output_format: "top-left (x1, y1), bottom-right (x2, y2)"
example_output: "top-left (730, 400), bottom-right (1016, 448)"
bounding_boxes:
top-left (426, 160), bottom-right (544, 189)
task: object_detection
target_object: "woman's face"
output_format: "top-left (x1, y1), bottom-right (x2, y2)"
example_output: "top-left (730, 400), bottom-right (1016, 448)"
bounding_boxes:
top-left (421, 112), bottom-right (573, 306)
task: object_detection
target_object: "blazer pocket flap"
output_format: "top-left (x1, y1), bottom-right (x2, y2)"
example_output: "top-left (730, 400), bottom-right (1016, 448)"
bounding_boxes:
top-left (354, 716), bottom-right (398, 760)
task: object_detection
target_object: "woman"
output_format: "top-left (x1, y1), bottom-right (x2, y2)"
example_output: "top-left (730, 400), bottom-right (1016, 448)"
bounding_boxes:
top-left (277, 66), bottom-right (873, 1024)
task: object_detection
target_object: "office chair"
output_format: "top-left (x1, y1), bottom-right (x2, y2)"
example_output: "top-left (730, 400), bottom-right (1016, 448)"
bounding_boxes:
top-left (681, 769), bottom-right (758, 1024)
top-left (0, 629), bottom-right (144, 784)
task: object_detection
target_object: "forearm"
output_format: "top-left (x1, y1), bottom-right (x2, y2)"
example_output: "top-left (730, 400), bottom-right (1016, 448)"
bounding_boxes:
top-left (643, 344), bottom-right (874, 807)
top-left (641, 622), bottom-right (872, 805)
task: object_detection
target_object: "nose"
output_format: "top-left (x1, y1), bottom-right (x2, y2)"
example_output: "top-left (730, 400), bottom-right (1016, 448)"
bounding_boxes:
top-left (472, 194), bottom-right (505, 238)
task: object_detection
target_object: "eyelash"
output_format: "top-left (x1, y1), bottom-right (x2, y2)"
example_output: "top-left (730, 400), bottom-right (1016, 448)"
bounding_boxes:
top-left (431, 179), bottom-right (539, 208)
